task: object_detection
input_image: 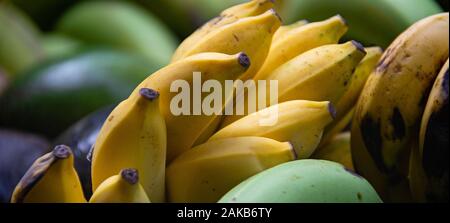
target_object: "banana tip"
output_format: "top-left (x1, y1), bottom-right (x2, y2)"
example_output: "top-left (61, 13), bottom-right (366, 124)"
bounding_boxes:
top-left (121, 168), bottom-right (139, 185)
top-left (238, 52), bottom-right (251, 69)
top-left (336, 14), bottom-right (348, 26)
top-left (328, 103), bottom-right (337, 120)
top-left (53, 145), bottom-right (72, 159)
top-left (139, 88), bottom-right (160, 101)
top-left (351, 40), bottom-right (366, 54)
top-left (269, 8), bottom-right (283, 23)
top-left (289, 142), bottom-right (298, 160)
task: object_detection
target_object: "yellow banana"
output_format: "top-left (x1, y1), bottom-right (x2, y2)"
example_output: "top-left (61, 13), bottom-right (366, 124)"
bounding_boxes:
top-left (92, 88), bottom-right (166, 202)
top-left (11, 145), bottom-right (86, 203)
top-left (172, 9), bottom-right (281, 80)
top-left (412, 59), bottom-right (449, 202)
top-left (409, 141), bottom-right (427, 203)
top-left (172, 0), bottom-right (275, 62)
top-left (211, 100), bottom-right (335, 159)
top-left (254, 15), bottom-right (348, 80)
top-left (133, 52), bottom-right (250, 163)
top-left (221, 41), bottom-right (366, 127)
top-left (320, 47), bottom-right (383, 146)
top-left (90, 168), bottom-right (150, 203)
top-left (312, 132), bottom-right (354, 171)
top-left (351, 13), bottom-right (449, 202)
top-left (166, 136), bottom-right (295, 203)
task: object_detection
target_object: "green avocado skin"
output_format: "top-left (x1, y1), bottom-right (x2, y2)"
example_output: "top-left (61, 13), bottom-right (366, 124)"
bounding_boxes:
top-left (0, 49), bottom-right (156, 138)
top-left (219, 160), bottom-right (383, 203)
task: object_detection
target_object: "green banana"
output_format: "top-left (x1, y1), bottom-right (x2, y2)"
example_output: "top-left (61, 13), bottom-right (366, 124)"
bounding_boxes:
top-left (0, 2), bottom-right (44, 77)
top-left (166, 136), bottom-right (295, 203)
top-left (11, 145), bottom-right (86, 203)
top-left (90, 168), bottom-right (150, 203)
top-left (280, 0), bottom-right (443, 48)
top-left (351, 13), bottom-right (449, 202)
top-left (92, 88), bottom-right (166, 202)
top-left (219, 160), bottom-right (382, 203)
top-left (57, 0), bottom-right (177, 67)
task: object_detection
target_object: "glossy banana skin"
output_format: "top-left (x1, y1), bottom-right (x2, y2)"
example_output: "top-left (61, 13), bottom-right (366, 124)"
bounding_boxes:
top-left (411, 59), bottom-right (449, 202)
top-left (254, 15), bottom-right (348, 80)
top-left (11, 145), bottom-right (86, 203)
top-left (172, 0), bottom-right (275, 62)
top-left (133, 53), bottom-right (250, 163)
top-left (54, 105), bottom-right (114, 199)
top-left (90, 168), bottom-right (150, 203)
top-left (219, 160), bottom-right (382, 203)
top-left (351, 13), bottom-right (449, 202)
top-left (211, 100), bottom-right (335, 159)
top-left (92, 88), bottom-right (166, 202)
top-left (221, 41), bottom-right (366, 127)
top-left (173, 9), bottom-right (281, 80)
top-left (166, 136), bottom-right (295, 203)
top-left (320, 47), bottom-right (383, 146)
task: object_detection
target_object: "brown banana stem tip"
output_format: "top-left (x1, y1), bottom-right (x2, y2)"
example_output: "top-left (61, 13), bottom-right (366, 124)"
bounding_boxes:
top-left (351, 40), bottom-right (366, 54)
top-left (53, 145), bottom-right (72, 159)
top-left (328, 103), bottom-right (337, 120)
top-left (139, 88), bottom-right (160, 101)
top-left (238, 52), bottom-right (251, 68)
top-left (121, 168), bottom-right (139, 185)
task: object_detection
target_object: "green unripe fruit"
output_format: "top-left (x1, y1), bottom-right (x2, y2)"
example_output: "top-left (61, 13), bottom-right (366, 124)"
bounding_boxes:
top-left (219, 159), bottom-right (382, 203)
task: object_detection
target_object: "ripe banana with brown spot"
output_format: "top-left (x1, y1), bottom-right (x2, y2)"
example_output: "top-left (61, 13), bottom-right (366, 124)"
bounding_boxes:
top-left (172, 0), bottom-right (275, 62)
top-left (221, 41), bottom-right (366, 128)
top-left (171, 9), bottom-right (281, 80)
top-left (166, 136), bottom-right (295, 203)
top-left (11, 145), bottom-right (86, 203)
top-left (211, 100), bottom-right (335, 159)
top-left (410, 59), bottom-right (449, 202)
top-left (92, 88), bottom-right (166, 202)
top-left (254, 15), bottom-right (348, 80)
top-left (312, 132), bottom-right (354, 171)
top-left (90, 168), bottom-right (150, 203)
top-left (351, 13), bottom-right (449, 202)
top-left (133, 52), bottom-right (250, 163)
top-left (320, 47), bottom-right (383, 146)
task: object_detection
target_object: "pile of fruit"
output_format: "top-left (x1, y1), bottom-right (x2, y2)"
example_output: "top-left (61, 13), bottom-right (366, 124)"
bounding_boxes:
top-left (0, 0), bottom-right (448, 203)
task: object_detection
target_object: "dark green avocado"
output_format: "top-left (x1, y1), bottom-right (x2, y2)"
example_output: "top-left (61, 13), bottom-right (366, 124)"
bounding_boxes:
top-left (0, 129), bottom-right (51, 203)
top-left (0, 49), bottom-right (156, 137)
top-left (54, 105), bottom-right (113, 199)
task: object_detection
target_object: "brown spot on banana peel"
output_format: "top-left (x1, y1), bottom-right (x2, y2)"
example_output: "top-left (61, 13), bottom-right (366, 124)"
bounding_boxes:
top-left (360, 114), bottom-right (387, 173)
top-left (389, 107), bottom-right (406, 141)
top-left (121, 168), bottom-right (139, 185)
top-left (11, 145), bottom-right (73, 203)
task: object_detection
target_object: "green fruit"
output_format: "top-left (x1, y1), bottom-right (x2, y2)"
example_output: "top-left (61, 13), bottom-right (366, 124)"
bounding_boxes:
top-left (42, 33), bottom-right (83, 59)
top-left (280, 0), bottom-right (442, 48)
top-left (219, 159), bottom-right (382, 203)
top-left (54, 105), bottom-right (114, 199)
top-left (0, 49), bottom-right (156, 137)
top-left (57, 0), bottom-right (177, 67)
top-left (0, 129), bottom-right (51, 203)
top-left (0, 2), bottom-right (45, 77)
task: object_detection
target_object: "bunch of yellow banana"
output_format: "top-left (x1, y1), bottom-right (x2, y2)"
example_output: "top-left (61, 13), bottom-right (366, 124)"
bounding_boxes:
top-left (351, 13), bottom-right (449, 202)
